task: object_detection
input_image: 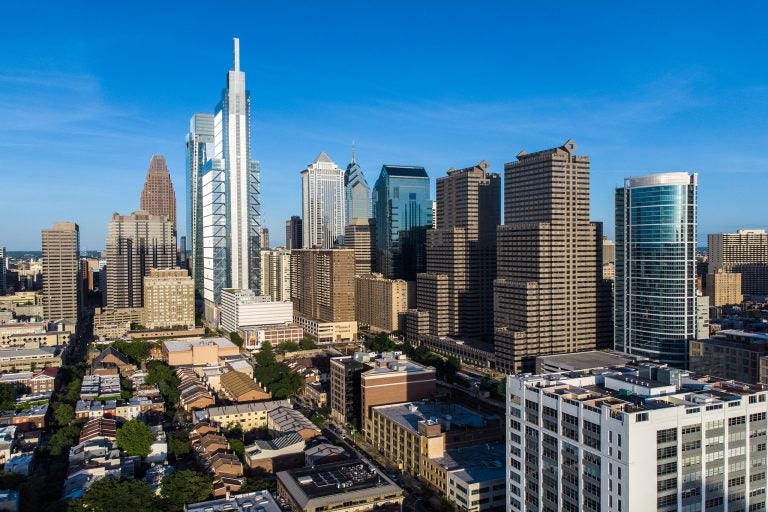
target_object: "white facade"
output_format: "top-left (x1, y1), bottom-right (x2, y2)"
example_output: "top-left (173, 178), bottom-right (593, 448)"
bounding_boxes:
top-left (301, 152), bottom-right (345, 249)
top-left (507, 363), bottom-right (768, 512)
top-left (260, 248), bottom-right (291, 301)
top-left (220, 289), bottom-right (292, 333)
top-left (202, 162), bottom-right (227, 322)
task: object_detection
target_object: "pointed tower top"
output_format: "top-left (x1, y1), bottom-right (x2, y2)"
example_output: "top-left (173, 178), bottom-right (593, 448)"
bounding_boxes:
top-left (351, 141), bottom-right (356, 164)
top-left (233, 38), bottom-right (240, 71)
top-left (314, 151), bottom-right (333, 164)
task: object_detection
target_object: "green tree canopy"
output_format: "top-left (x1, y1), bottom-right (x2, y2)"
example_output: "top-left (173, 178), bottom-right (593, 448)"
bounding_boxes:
top-left (116, 419), bottom-right (155, 458)
top-left (365, 332), bottom-right (397, 353)
top-left (110, 340), bottom-right (151, 364)
top-left (229, 331), bottom-right (244, 347)
top-left (53, 402), bottom-right (74, 426)
top-left (0, 383), bottom-right (16, 410)
top-left (255, 340), bottom-right (276, 367)
top-left (167, 429), bottom-right (191, 459)
top-left (146, 361), bottom-right (181, 409)
top-left (78, 478), bottom-right (158, 512)
top-left (49, 425), bottom-right (80, 456)
top-left (160, 470), bottom-right (213, 512)
top-left (277, 340), bottom-right (299, 352)
top-left (299, 338), bottom-right (317, 350)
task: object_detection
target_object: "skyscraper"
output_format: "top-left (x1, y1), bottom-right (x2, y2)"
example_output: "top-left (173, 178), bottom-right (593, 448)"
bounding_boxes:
top-left (194, 39), bottom-right (261, 322)
top-left (285, 216), bottom-right (302, 250)
top-left (260, 247), bottom-right (291, 302)
top-left (494, 140), bottom-right (610, 373)
top-left (140, 155), bottom-right (177, 234)
top-left (0, 246), bottom-right (6, 295)
top-left (301, 152), bottom-right (345, 249)
top-left (344, 218), bottom-right (375, 275)
top-left (414, 161), bottom-right (500, 342)
top-left (615, 172), bottom-right (698, 367)
top-left (372, 165), bottom-right (432, 280)
top-left (186, 113), bottom-right (215, 297)
top-left (344, 148), bottom-right (371, 225)
top-left (42, 222), bottom-right (81, 327)
top-left (708, 229), bottom-right (768, 296)
top-left (213, 38), bottom-right (261, 293)
top-left (105, 211), bottom-right (175, 309)
top-left (260, 227), bottom-right (269, 249)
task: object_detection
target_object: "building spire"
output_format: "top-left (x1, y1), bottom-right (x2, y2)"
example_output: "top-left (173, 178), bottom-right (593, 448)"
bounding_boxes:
top-left (233, 37), bottom-right (240, 71)
top-left (351, 141), bottom-right (356, 164)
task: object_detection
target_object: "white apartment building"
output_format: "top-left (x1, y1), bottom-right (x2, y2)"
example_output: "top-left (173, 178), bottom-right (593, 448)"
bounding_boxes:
top-left (301, 152), bottom-right (345, 249)
top-left (260, 248), bottom-right (291, 301)
top-left (507, 362), bottom-right (768, 512)
top-left (219, 289), bottom-right (292, 333)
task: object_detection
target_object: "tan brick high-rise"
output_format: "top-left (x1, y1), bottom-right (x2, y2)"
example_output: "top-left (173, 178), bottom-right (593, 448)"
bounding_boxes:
top-left (414, 161), bottom-right (500, 342)
top-left (140, 155), bottom-right (177, 234)
top-left (355, 273), bottom-right (409, 332)
top-left (708, 230), bottom-right (768, 296)
top-left (42, 222), bottom-right (81, 327)
top-left (344, 218), bottom-right (375, 275)
top-left (706, 269), bottom-right (743, 306)
top-left (494, 140), bottom-right (611, 373)
top-left (290, 249), bottom-right (355, 323)
top-left (143, 268), bottom-right (195, 329)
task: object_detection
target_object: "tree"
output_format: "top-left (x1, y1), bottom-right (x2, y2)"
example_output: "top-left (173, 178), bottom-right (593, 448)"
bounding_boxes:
top-left (116, 419), bottom-right (155, 458)
top-left (0, 383), bottom-right (16, 411)
top-left (229, 331), bottom-right (244, 347)
top-left (365, 332), bottom-right (397, 353)
top-left (299, 338), bottom-right (317, 350)
top-left (228, 438), bottom-right (244, 458)
top-left (160, 470), bottom-right (213, 512)
top-left (79, 478), bottom-right (157, 512)
top-left (255, 341), bottom-right (276, 367)
top-left (49, 425), bottom-right (80, 456)
top-left (277, 341), bottom-right (299, 352)
top-left (239, 477), bottom-right (276, 494)
top-left (146, 361), bottom-right (181, 409)
top-left (110, 340), bottom-right (150, 364)
top-left (167, 429), bottom-right (191, 459)
top-left (53, 402), bottom-right (74, 426)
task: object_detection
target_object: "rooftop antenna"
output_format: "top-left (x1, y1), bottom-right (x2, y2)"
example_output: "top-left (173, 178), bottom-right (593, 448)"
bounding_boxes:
top-left (351, 141), bottom-right (356, 164)
top-left (233, 38), bottom-right (240, 72)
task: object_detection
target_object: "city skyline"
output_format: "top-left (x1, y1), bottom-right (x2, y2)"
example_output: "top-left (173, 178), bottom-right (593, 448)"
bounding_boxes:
top-left (2, 3), bottom-right (768, 249)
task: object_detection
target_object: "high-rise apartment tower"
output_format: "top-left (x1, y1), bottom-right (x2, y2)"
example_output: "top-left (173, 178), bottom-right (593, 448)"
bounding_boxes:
top-left (301, 152), bottom-right (345, 249)
top-left (708, 229), bottom-right (768, 296)
top-left (42, 222), bottom-right (81, 327)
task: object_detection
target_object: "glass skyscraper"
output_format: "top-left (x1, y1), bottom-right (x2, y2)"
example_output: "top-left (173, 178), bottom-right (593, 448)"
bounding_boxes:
top-left (372, 165), bottom-right (432, 280)
top-left (344, 150), bottom-right (371, 225)
top-left (186, 113), bottom-right (214, 297)
top-left (615, 172), bottom-right (698, 367)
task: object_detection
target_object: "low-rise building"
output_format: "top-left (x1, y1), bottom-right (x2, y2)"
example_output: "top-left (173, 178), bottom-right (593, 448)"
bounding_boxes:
top-left (243, 432), bottom-right (305, 473)
top-left (163, 337), bottom-right (240, 366)
top-left (304, 443), bottom-right (351, 467)
top-left (276, 460), bottom-right (404, 512)
top-left (689, 330), bottom-right (768, 384)
top-left (220, 289), bottom-right (293, 333)
top-left (90, 346), bottom-right (135, 376)
top-left (93, 307), bottom-right (143, 340)
top-left (239, 323), bottom-right (304, 351)
top-left (419, 335), bottom-right (496, 368)
top-left (0, 344), bottom-right (61, 372)
top-left (4, 453), bottom-right (33, 476)
top-left (0, 490), bottom-right (19, 512)
top-left (184, 490), bottom-right (282, 512)
top-left (220, 370), bottom-right (271, 403)
top-left (74, 397), bottom-right (165, 422)
top-left (267, 406), bottom-right (321, 440)
top-left (0, 426), bottom-right (16, 463)
top-left (0, 367), bottom-right (57, 394)
top-left (79, 374), bottom-right (121, 400)
top-left (200, 400), bottom-right (290, 432)
top-left (0, 405), bottom-right (48, 431)
top-left (293, 315), bottom-right (357, 343)
top-left (177, 369), bottom-right (215, 411)
top-left (0, 322), bottom-right (70, 347)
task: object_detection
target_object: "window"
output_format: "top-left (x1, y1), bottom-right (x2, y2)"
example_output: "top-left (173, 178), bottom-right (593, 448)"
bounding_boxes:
top-left (729, 416), bottom-right (746, 426)
top-left (657, 428), bottom-right (677, 444)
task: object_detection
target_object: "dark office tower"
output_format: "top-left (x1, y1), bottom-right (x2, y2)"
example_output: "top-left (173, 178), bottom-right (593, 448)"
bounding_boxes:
top-left (186, 113), bottom-right (214, 297)
top-left (105, 211), bottom-right (176, 309)
top-left (494, 140), bottom-right (610, 373)
top-left (414, 161), bottom-right (500, 342)
top-left (140, 155), bottom-right (177, 235)
top-left (372, 165), bottom-right (432, 280)
top-left (42, 223), bottom-right (82, 328)
top-left (285, 216), bottom-right (303, 250)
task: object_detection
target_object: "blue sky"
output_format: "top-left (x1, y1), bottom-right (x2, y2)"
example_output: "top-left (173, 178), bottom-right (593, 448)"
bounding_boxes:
top-left (1, 2), bottom-right (766, 249)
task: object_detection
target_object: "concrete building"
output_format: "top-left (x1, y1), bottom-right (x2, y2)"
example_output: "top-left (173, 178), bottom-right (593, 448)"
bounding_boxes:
top-left (267, 406), bottom-right (321, 440)
top-left (184, 490), bottom-right (282, 512)
top-left (142, 268), bottom-right (194, 330)
top-left (602, 236), bottom-right (616, 281)
top-left (0, 323), bottom-right (70, 347)
top-left (105, 211), bottom-right (175, 309)
top-left (689, 330), bottom-right (768, 384)
top-left (199, 400), bottom-right (290, 432)
top-left (494, 141), bottom-right (612, 373)
top-left (534, 350), bottom-right (641, 374)
top-left (707, 268), bottom-right (744, 306)
top-left (260, 227), bottom-right (269, 249)
top-left (301, 152), bottom-right (345, 249)
top-left (507, 361), bottom-right (768, 512)
top-left (616, 172), bottom-right (698, 367)
top-left (219, 289), bottom-right (293, 333)
top-left (186, 113), bottom-right (215, 299)
top-left (355, 273), bottom-right (409, 333)
top-left (243, 432), bottom-right (305, 473)
top-left (162, 337), bottom-right (240, 366)
top-left (140, 155), bottom-right (177, 234)
top-left (42, 222), bottom-right (81, 327)
top-left (92, 307), bottom-right (143, 339)
top-left (285, 215), bottom-right (302, 250)
top-left (360, 354), bottom-right (436, 436)
top-left (329, 354), bottom-right (370, 428)
top-left (344, 218), bottom-right (375, 275)
top-left (276, 460), bottom-right (404, 512)
top-left (238, 323), bottom-right (303, 351)
top-left (412, 160), bottom-right (500, 343)
top-left (373, 165), bottom-right (432, 280)
top-left (260, 247), bottom-right (292, 301)
top-left (291, 249), bottom-right (357, 341)
top-left (709, 229), bottom-right (768, 297)
top-left (0, 345), bottom-right (61, 372)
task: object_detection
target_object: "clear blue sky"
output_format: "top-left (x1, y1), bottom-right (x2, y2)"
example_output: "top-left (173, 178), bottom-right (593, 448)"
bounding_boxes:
top-left (1, 2), bottom-right (766, 249)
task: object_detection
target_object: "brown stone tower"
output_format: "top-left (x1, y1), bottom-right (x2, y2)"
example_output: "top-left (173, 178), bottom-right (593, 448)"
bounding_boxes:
top-left (140, 155), bottom-right (177, 234)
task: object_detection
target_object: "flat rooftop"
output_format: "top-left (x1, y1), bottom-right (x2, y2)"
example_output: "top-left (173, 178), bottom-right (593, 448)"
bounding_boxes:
top-left (277, 459), bottom-right (402, 508)
top-left (163, 337), bottom-right (236, 352)
top-left (432, 443), bottom-right (506, 485)
top-left (536, 350), bottom-right (641, 372)
top-left (185, 490), bottom-right (281, 512)
top-left (373, 402), bottom-right (497, 436)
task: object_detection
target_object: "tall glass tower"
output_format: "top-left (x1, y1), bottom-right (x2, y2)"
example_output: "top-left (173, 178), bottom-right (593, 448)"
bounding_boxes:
top-left (615, 172), bottom-right (698, 367)
top-left (372, 165), bottom-right (432, 280)
top-left (344, 147), bottom-right (371, 225)
top-left (186, 113), bottom-right (214, 297)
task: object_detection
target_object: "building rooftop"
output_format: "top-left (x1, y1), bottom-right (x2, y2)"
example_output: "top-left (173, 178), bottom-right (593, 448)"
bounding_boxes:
top-left (163, 337), bottom-right (237, 352)
top-left (535, 350), bottom-right (643, 372)
top-left (245, 432), bottom-right (304, 458)
top-left (203, 399), bottom-right (290, 419)
top-left (184, 490), bottom-right (281, 512)
top-left (381, 165), bottom-right (428, 179)
top-left (276, 459), bottom-right (402, 509)
top-left (268, 406), bottom-right (320, 434)
top-left (431, 443), bottom-right (506, 485)
top-left (373, 402), bottom-right (497, 437)
top-left (514, 361), bottom-right (768, 416)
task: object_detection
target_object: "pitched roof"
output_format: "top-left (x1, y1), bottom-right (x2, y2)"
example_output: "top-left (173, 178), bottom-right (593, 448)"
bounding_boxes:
top-left (220, 371), bottom-right (270, 401)
top-left (93, 346), bottom-right (131, 367)
top-left (314, 151), bottom-right (333, 164)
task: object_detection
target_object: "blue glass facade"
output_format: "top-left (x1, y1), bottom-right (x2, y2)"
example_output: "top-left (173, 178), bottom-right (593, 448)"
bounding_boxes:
top-left (373, 165), bottom-right (432, 280)
top-left (615, 173), bottom-right (698, 367)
